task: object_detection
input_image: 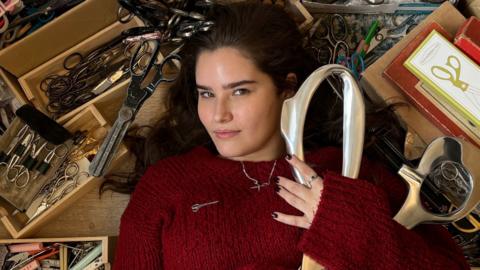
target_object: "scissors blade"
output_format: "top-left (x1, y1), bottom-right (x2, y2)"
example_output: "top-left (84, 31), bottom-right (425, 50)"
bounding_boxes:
top-left (88, 107), bottom-right (134, 176)
top-left (366, 28), bottom-right (387, 54)
top-left (92, 68), bottom-right (127, 95)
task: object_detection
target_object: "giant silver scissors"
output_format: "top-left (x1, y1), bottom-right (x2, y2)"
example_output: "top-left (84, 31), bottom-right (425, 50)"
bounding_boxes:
top-left (281, 64), bottom-right (365, 270)
top-left (394, 137), bottom-right (480, 229)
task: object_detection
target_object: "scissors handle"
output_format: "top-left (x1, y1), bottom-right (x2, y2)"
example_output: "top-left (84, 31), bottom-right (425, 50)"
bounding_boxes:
top-left (431, 65), bottom-right (468, 91)
top-left (431, 65), bottom-right (454, 81)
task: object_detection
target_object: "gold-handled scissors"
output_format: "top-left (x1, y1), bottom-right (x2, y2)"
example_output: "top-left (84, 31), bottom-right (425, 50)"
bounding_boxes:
top-left (450, 204), bottom-right (480, 233)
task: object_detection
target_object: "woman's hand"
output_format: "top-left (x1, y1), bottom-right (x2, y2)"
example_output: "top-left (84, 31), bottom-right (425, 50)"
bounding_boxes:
top-left (273, 154), bottom-right (324, 229)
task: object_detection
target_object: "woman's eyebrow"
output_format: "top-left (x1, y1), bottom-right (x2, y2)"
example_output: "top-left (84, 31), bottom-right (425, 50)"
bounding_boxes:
top-left (223, 80), bottom-right (257, 89)
top-left (196, 84), bottom-right (212, 90)
top-left (196, 80), bottom-right (257, 91)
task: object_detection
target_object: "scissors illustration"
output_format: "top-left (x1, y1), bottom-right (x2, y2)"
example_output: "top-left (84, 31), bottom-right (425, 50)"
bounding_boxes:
top-left (431, 55), bottom-right (480, 112)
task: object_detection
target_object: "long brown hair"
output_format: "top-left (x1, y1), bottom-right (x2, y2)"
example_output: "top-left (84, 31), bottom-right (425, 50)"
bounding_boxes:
top-left (101, 2), bottom-right (405, 194)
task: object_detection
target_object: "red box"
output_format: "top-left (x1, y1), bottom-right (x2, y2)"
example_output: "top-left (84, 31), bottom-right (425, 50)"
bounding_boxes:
top-left (454, 16), bottom-right (480, 65)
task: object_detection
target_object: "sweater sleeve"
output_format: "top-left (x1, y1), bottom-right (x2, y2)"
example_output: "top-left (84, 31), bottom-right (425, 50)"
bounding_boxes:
top-left (113, 166), bottom-right (169, 270)
top-left (297, 160), bottom-right (470, 270)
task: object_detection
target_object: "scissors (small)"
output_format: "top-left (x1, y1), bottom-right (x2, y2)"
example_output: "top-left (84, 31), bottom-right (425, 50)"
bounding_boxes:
top-left (31, 143), bottom-right (69, 180)
top-left (309, 14), bottom-right (350, 64)
top-left (29, 162), bottom-right (81, 222)
top-left (6, 139), bottom-right (48, 188)
top-left (367, 15), bottom-right (416, 54)
top-left (450, 205), bottom-right (480, 233)
top-left (176, 20), bottom-right (214, 38)
top-left (336, 53), bottom-right (365, 79)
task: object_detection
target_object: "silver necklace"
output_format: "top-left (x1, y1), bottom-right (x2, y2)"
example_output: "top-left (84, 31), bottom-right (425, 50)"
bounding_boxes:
top-left (240, 160), bottom-right (277, 191)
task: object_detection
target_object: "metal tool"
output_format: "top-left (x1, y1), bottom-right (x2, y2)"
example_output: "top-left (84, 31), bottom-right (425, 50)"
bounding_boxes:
top-left (281, 64), bottom-right (365, 193)
top-left (32, 143), bottom-right (68, 179)
top-left (367, 15), bottom-right (416, 54)
top-left (364, 0), bottom-right (385, 5)
top-left (394, 137), bottom-right (480, 229)
top-left (5, 131), bottom-right (33, 169)
top-left (5, 138), bottom-right (48, 189)
top-left (28, 162), bottom-right (80, 223)
top-left (0, 124), bottom-right (29, 163)
top-left (281, 64), bottom-right (365, 269)
top-left (92, 64), bottom-right (129, 95)
top-left (303, 1), bottom-right (440, 14)
top-left (88, 42), bottom-right (182, 177)
top-left (176, 20), bottom-right (214, 38)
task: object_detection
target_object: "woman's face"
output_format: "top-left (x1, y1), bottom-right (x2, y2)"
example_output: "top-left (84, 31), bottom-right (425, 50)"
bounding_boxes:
top-left (195, 47), bottom-right (291, 161)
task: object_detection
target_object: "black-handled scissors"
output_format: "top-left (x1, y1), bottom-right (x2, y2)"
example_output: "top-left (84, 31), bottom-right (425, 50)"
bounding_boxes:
top-left (89, 41), bottom-right (182, 177)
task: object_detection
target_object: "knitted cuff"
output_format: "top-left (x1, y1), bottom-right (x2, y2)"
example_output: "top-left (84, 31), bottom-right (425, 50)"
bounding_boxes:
top-left (297, 170), bottom-right (391, 269)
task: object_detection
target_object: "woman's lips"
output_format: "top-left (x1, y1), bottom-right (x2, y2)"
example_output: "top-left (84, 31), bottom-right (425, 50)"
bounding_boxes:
top-left (213, 130), bottom-right (240, 139)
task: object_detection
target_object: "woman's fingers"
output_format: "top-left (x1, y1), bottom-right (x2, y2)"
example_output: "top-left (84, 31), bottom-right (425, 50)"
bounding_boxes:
top-left (273, 154), bottom-right (325, 229)
top-left (272, 211), bottom-right (310, 229)
top-left (276, 176), bottom-right (310, 200)
top-left (285, 154), bottom-right (323, 189)
top-left (286, 154), bottom-right (317, 179)
top-left (276, 183), bottom-right (308, 213)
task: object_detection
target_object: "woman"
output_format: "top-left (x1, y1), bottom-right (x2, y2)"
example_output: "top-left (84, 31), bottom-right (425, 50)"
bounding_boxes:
top-left (111, 2), bottom-right (469, 269)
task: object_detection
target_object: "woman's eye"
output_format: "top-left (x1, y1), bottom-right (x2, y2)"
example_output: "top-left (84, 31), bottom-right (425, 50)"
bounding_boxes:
top-left (233, 88), bottom-right (250, 96)
top-left (198, 91), bottom-right (214, 98)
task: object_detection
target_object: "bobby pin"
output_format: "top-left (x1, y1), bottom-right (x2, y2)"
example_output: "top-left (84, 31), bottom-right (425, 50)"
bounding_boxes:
top-left (191, 200), bottom-right (220, 212)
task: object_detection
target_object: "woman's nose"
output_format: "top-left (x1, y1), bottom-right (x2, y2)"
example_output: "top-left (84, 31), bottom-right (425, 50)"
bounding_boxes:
top-left (213, 99), bottom-right (233, 123)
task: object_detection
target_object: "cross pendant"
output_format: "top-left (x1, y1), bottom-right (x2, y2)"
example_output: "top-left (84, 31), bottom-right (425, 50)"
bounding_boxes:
top-left (250, 182), bottom-right (269, 192)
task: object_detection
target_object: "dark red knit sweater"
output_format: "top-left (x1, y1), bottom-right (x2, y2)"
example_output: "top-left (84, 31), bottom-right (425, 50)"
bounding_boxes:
top-left (113, 146), bottom-right (469, 270)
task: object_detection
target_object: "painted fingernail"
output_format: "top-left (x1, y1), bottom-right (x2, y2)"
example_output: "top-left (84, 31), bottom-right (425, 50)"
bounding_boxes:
top-left (275, 177), bottom-right (280, 184)
top-left (285, 154), bottom-right (292, 160)
top-left (274, 185), bottom-right (281, 192)
top-left (272, 212), bottom-right (278, 219)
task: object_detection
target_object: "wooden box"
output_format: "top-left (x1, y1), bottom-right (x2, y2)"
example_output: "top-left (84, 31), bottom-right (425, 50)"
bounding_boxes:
top-left (0, 99), bottom-right (129, 239)
top-left (17, 17), bottom-right (143, 121)
top-left (0, 0), bottom-right (120, 77)
top-left (0, 236), bottom-right (115, 269)
top-left (285, 0), bottom-right (313, 33)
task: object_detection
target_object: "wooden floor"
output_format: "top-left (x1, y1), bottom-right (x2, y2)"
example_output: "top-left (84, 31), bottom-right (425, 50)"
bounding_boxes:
top-left (0, 190), bottom-right (131, 239)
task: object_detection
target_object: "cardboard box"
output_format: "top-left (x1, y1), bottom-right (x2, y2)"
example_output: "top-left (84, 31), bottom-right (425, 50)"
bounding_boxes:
top-left (463, 0), bottom-right (480, 17)
top-left (0, 0), bottom-right (120, 77)
top-left (0, 236), bottom-right (115, 269)
top-left (17, 18), bottom-right (143, 121)
top-left (361, 2), bottom-right (467, 148)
